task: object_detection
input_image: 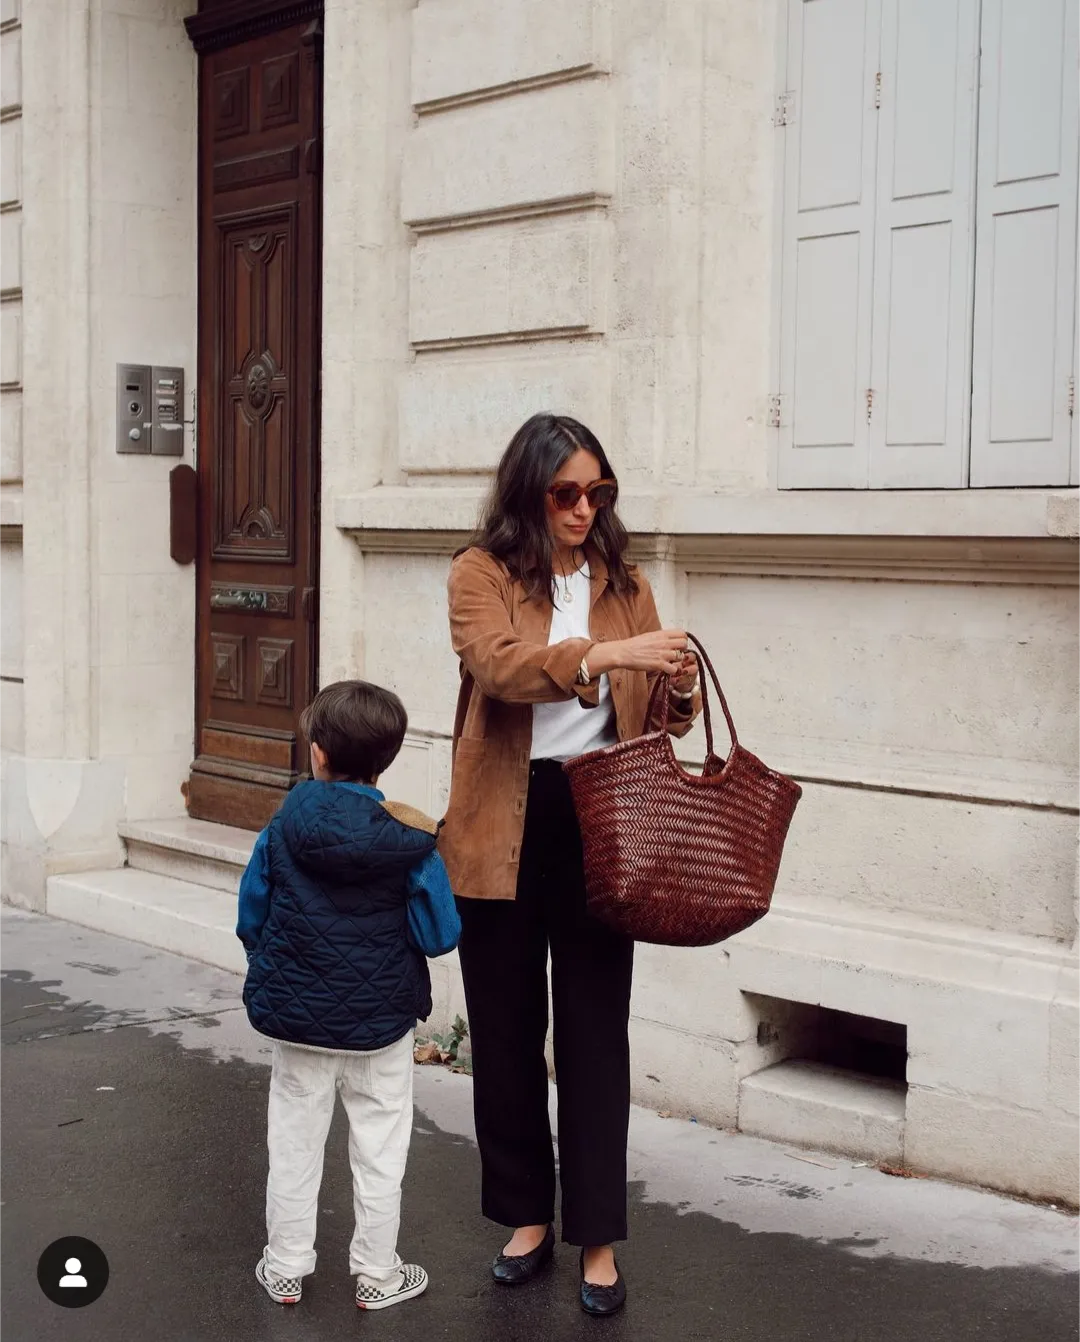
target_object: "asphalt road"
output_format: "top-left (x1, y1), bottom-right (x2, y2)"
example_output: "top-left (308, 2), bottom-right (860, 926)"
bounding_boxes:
top-left (2, 908), bottom-right (1076, 1342)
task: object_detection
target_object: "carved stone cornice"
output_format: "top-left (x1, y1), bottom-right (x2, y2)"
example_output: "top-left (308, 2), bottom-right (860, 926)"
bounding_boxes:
top-left (336, 485), bottom-right (1079, 545)
top-left (669, 533), bottom-right (1079, 586)
top-left (185, 0), bottom-right (322, 54)
top-left (338, 515), bottom-right (1078, 585)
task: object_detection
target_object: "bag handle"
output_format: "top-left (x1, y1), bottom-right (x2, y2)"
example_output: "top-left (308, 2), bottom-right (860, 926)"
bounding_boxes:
top-left (645, 631), bottom-right (738, 760)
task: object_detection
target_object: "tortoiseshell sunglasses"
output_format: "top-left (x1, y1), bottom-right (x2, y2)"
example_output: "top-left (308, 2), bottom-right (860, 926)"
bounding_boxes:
top-left (546, 479), bottom-right (618, 511)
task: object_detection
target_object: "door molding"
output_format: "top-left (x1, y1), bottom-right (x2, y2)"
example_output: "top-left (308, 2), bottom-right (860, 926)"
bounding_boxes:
top-left (186, 14), bottom-right (323, 830)
top-left (185, 0), bottom-right (322, 55)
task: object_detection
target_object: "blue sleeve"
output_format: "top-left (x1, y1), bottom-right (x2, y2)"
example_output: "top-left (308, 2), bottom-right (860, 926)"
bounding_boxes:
top-left (236, 828), bottom-right (272, 958)
top-left (406, 849), bottom-right (461, 958)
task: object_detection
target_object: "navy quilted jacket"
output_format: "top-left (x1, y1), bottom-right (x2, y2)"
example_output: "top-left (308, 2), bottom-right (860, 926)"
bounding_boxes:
top-left (242, 780), bottom-right (437, 1052)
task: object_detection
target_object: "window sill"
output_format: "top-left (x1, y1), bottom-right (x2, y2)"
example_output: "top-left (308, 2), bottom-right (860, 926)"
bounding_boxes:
top-left (0, 484), bottom-right (23, 534)
top-left (335, 485), bottom-right (1078, 541)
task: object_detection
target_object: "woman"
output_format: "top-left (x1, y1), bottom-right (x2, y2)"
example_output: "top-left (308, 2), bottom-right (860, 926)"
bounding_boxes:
top-left (439, 412), bottom-right (699, 1316)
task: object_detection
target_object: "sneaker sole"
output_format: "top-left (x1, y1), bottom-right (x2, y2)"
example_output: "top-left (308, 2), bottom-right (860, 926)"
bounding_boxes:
top-left (356, 1276), bottom-right (428, 1311)
top-left (255, 1263), bottom-right (301, 1306)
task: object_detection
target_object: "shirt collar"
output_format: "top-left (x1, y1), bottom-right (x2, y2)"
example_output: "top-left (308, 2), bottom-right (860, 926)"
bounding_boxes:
top-left (334, 781), bottom-right (384, 801)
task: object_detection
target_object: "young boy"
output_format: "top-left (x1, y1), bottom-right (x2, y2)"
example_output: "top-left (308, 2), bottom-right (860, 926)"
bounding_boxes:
top-left (237, 680), bottom-right (460, 1311)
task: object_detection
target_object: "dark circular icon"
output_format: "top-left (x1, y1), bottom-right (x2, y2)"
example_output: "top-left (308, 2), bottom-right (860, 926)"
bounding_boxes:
top-left (37, 1237), bottom-right (109, 1308)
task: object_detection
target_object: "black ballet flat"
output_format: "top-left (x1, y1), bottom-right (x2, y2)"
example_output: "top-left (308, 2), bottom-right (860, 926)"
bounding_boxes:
top-left (490, 1225), bottom-right (555, 1285)
top-left (579, 1251), bottom-right (627, 1316)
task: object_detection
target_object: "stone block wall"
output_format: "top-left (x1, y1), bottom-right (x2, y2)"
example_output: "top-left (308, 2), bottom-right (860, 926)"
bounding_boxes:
top-left (1, 0), bottom-right (25, 764)
top-left (0, 0), bottom-right (1073, 1204)
top-left (88, 1), bottom-right (198, 820)
top-left (2, 0), bottom-right (198, 904)
top-left (321, 0), bottom-right (1078, 1201)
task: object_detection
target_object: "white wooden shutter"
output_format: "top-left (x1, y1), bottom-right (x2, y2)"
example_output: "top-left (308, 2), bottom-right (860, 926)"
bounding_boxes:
top-left (969, 0), bottom-right (1079, 486)
top-left (867, 0), bottom-right (980, 487)
top-left (777, 0), bottom-right (883, 489)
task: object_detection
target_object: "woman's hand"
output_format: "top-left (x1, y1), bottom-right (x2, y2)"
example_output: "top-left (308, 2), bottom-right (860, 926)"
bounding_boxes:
top-left (670, 652), bottom-right (699, 695)
top-left (590, 629), bottom-right (689, 678)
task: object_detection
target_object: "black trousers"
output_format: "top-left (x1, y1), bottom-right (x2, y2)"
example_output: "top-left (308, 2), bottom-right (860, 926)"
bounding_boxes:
top-left (456, 759), bottom-right (634, 1246)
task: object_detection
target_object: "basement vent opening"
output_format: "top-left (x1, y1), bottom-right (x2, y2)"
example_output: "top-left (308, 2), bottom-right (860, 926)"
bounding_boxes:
top-left (744, 995), bottom-right (909, 1085)
top-left (738, 997), bottom-right (909, 1163)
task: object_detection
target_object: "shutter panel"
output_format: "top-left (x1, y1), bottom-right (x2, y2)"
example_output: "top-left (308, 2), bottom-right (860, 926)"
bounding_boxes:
top-left (777, 0), bottom-right (882, 489)
top-left (868, 0), bottom-right (980, 487)
top-left (969, 0), bottom-right (1079, 486)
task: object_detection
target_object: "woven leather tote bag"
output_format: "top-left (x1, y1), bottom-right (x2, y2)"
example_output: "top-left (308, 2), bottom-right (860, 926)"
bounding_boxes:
top-left (562, 633), bottom-right (802, 947)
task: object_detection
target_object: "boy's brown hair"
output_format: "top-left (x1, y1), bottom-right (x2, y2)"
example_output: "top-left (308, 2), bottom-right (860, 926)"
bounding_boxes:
top-left (299, 680), bottom-right (407, 783)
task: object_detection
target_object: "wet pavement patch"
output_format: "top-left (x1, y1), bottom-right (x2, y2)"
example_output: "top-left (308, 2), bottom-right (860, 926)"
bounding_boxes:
top-left (724, 1175), bottom-right (824, 1200)
top-left (2, 963), bottom-right (1077, 1342)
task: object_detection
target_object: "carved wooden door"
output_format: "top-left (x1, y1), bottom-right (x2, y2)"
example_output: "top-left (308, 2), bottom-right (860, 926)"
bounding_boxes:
top-left (187, 15), bottom-right (322, 830)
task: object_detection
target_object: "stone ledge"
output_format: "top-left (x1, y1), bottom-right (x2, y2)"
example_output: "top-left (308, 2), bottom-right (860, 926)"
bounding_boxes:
top-left (119, 817), bottom-right (256, 869)
top-left (119, 818), bottom-right (256, 896)
top-left (336, 485), bottom-right (1078, 539)
top-left (46, 867), bottom-right (248, 977)
top-left (1047, 492), bottom-right (1080, 537)
top-left (395, 718), bottom-right (1079, 813)
top-left (739, 1060), bottom-right (906, 1164)
top-left (0, 482), bottom-right (23, 532)
top-left (754, 890), bottom-right (1078, 976)
top-left (731, 901), bottom-right (1077, 1011)
top-left (341, 529), bottom-right (1076, 584)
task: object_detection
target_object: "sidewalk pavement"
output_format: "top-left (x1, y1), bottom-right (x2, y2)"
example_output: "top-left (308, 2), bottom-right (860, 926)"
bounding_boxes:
top-left (2, 906), bottom-right (1076, 1342)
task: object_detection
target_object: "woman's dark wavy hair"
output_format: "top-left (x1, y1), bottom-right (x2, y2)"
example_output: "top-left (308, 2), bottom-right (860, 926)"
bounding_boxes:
top-left (462, 412), bottom-right (636, 601)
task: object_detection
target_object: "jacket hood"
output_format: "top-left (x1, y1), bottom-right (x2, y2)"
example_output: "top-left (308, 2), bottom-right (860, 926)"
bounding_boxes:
top-left (278, 780), bottom-right (436, 885)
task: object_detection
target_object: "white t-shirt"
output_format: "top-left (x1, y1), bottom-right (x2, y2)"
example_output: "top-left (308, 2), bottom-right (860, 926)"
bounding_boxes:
top-left (531, 564), bottom-right (618, 762)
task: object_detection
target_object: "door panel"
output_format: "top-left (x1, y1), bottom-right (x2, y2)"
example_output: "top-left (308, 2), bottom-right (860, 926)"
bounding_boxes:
top-left (188, 19), bottom-right (321, 831)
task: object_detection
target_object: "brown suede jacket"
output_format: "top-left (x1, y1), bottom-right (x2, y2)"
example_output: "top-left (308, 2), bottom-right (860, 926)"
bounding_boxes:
top-left (439, 545), bottom-right (700, 902)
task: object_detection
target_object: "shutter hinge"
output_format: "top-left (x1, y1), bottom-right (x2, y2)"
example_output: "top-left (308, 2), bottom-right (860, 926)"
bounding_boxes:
top-left (1068, 375), bottom-right (1075, 417)
top-left (767, 393), bottom-right (784, 428)
top-left (774, 93), bottom-right (794, 127)
top-left (866, 388), bottom-right (875, 423)
top-left (874, 72), bottom-right (882, 109)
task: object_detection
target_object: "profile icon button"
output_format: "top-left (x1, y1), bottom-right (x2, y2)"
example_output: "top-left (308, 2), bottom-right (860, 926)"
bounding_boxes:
top-left (37, 1237), bottom-right (109, 1307)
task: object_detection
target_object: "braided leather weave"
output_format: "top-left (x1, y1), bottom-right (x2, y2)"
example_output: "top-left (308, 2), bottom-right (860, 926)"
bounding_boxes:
top-left (563, 633), bottom-right (802, 947)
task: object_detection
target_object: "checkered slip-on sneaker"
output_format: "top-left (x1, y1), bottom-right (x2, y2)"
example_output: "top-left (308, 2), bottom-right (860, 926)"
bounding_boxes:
top-left (355, 1263), bottom-right (429, 1311)
top-left (255, 1256), bottom-right (302, 1305)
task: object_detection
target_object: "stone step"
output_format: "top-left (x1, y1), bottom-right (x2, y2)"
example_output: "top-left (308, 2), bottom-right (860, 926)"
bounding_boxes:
top-left (46, 864), bottom-right (467, 1040)
top-left (46, 867), bottom-right (247, 977)
top-left (738, 1060), bottom-right (907, 1165)
top-left (119, 817), bottom-right (256, 895)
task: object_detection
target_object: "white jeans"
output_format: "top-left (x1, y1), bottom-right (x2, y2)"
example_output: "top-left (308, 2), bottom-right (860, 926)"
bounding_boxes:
top-left (264, 1032), bottom-right (414, 1284)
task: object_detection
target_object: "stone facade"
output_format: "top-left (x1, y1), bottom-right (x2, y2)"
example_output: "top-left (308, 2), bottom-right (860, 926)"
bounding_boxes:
top-left (1, 0), bottom-right (1077, 1202)
top-left (1, 0), bottom-right (197, 897)
top-left (1, 0), bottom-right (25, 760)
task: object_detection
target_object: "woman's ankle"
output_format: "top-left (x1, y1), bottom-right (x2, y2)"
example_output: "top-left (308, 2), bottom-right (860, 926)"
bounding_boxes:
top-left (582, 1245), bottom-right (618, 1285)
top-left (502, 1224), bottom-right (549, 1256)
top-left (499, 1229), bottom-right (547, 1256)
